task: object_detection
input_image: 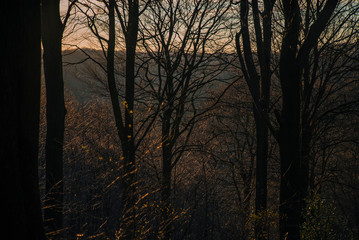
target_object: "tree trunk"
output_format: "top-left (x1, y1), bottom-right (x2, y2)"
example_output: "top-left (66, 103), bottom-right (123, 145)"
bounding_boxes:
top-left (278, 1), bottom-right (302, 239)
top-left (1, 1), bottom-right (45, 239)
top-left (278, 1), bottom-right (338, 239)
top-left (301, 127), bottom-right (312, 196)
top-left (124, 0), bottom-right (138, 175)
top-left (161, 107), bottom-right (173, 240)
top-left (253, 1), bottom-right (273, 238)
top-left (239, 1), bottom-right (274, 239)
top-left (237, 1), bottom-right (338, 239)
top-left (124, 0), bottom-right (139, 237)
top-left (41, 0), bottom-right (66, 235)
top-left (278, 67), bottom-right (302, 240)
top-left (254, 111), bottom-right (269, 239)
top-left (107, 0), bottom-right (139, 237)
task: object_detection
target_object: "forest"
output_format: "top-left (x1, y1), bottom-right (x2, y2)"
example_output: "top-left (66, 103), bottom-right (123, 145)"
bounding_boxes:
top-left (1, 0), bottom-right (359, 240)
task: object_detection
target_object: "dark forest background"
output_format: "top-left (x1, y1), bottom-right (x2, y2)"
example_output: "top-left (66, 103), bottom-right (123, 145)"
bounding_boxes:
top-left (1, 1), bottom-right (359, 240)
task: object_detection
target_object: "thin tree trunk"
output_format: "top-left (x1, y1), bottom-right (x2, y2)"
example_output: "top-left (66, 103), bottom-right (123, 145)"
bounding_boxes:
top-left (161, 106), bottom-right (173, 240)
top-left (254, 112), bottom-right (269, 238)
top-left (41, 0), bottom-right (66, 235)
top-left (107, 0), bottom-right (139, 237)
top-left (253, 1), bottom-right (273, 238)
top-left (105, 0), bottom-right (124, 236)
top-left (240, 1), bottom-right (274, 238)
top-left (301, 127), bottom-right (312, 196)
top-left (124, 1), bottom-right (139, 238)
top-left (124, 0), bottom-right (138, 175)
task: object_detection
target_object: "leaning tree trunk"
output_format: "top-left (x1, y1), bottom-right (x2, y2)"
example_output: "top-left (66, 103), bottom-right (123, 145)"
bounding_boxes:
top-left (41, 0), bottom-right (66, 235)
top-left (1, 1), bottom-right (45, 239)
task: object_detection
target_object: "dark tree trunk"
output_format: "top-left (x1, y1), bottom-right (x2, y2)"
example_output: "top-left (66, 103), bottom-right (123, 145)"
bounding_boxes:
top-left (107, 0), bottom-right (134, 237)
top-left (124, 0), bottom-right (138, 173)
top-left (278, 1), bottom-right (338, 239)
top-left (161, 106), bottom-right (174, 240)
top-left (254, 111), bottom-right (269, 238)
top-left (236, 1), bottom-right (338, 239)
top-left (278, 78), bottom-right (302, 240)
top-left (105, 1), bottom-right (120, 234)
top-left (107, 0), bottom-right (140, 237)
top-left (253, 1), bottom-right (274, 239)
top-left (301, 127), bottom-right (312, 197)
top-left (238, 1), bottom-right (274, 239)
top-left (107, 0), bottom-right (121, 143)
top-left (1, 1), bottom-right (45, 239)
top-left (108, 0), bottom-right (139, 237)
top-left (41, 0), bottom-right (66, 235)
top-left (123, 1), bottom-right (139, 238)
top-left (278, 1), bottom-right (302, 239)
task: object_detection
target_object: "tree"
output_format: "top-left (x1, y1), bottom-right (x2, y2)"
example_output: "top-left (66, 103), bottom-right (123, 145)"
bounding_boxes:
top-left (41, 0), bottom-right (77, 235)
top-left (113, 1), bottom-right (140, 237)
top-left (235, 0), bottom-right (275, 239)
top-left (139, 0), bottom-right (232, 237)
top-left (207, 81), bottom-right (258, 239)
top-left (236, 0), bottom-right (339, 239)
top-left (279, 1), bottom-right (338, 239)
top-left (68, 0), bottom-right (147, 237)
top-left (299, 0), bottom-right (359, 194)
top-left (1, 1), bottom-right (45, 239)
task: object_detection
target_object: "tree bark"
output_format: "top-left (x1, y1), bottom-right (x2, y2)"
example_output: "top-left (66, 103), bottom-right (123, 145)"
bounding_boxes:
top-left (236, 1), bottom-right (338, 239)
top-left (123, 1), bottom-right (139, 238)
top-left (41, 0), bottom-right (66, 234)
top-left (238, 1), bottom-right (274, 239)
top-left (161, 104), bottom-right (174, 240)
top-left (278, 1), bottom-right (338, 239)
top-left (104, 0), bottom-right (140, 236)
top-left (278, 1), bottom-right (302, 239)
top-left (1, 1), bottom-right (45, 239)
top-left (253, 1), bottom-right (274, 239)
top-left (124, 0), bottom-right (138, 174)
top-left (109, 0), bottom-right (139, 237)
